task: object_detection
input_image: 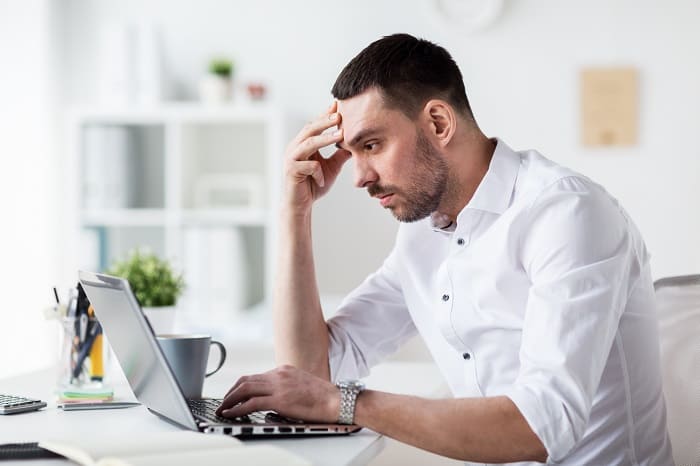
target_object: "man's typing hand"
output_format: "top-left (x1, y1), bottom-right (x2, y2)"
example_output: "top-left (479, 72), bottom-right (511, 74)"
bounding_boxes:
top-left (215, 365), bottom-right (340, 423)
top-left (283, 101), bottom-right (351, 215)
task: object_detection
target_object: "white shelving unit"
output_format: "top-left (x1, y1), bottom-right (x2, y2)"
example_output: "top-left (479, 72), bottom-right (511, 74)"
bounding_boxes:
top-left (68, 103), bottom-right (285, 318)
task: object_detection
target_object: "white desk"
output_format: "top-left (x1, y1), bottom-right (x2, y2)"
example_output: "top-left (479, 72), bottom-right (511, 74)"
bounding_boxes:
top-left (0, 360), bottom-right (445, 465)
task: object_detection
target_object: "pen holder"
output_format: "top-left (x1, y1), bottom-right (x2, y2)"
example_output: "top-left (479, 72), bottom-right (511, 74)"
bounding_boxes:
top-left (58, 315), bottom-right (107, 389)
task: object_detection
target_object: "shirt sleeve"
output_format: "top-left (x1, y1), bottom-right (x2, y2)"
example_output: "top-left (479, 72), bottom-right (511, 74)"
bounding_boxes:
top-left (505, 176), bottom-right (647, 462)
top-left (327, 247), bottom-right (416, 382)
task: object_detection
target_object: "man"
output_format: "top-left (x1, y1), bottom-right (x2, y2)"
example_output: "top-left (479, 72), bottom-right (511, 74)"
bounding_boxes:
top-left (216, 34), bottom-right (672, 465)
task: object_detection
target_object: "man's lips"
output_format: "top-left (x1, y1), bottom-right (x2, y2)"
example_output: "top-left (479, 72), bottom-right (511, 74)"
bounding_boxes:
top-left (377, 193), bottom-right (394, 207)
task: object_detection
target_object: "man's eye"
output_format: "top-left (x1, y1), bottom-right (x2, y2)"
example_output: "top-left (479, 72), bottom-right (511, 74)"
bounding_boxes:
top-left (364, 142), bottom-right (378, 151)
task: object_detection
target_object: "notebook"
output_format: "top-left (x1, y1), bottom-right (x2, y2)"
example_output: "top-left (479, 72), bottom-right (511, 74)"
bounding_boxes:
top-left (78, 271), bottom-right (361, 438)
top-left (38, 430), bottom-right (310, 466)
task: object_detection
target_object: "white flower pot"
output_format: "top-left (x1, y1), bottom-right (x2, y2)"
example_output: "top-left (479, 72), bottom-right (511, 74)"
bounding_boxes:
top-left (199, 74), bottom-right (232, 103)
top-left (142, 305), bottom-right (177, 335)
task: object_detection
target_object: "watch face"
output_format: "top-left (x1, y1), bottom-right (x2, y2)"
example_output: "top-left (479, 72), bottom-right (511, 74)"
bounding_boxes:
top-left (338, 380), bottom-right (365, 391)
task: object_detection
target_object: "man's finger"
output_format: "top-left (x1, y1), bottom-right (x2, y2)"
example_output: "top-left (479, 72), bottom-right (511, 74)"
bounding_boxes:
top-left (222, 373), bottom-right (265, 400)
top-left (221, 396), bottom-right (274, 419)
top-left (293, 112), bottom-right (341, 147)
top-left (223, 375), bottom-right (248, 400)
top-left (316, 101), bottom-right (337, 119)
top-left (289, 129), bottom-right (343, 162)
top-left (216, 380), bottom-right (273, 414)
top-left (292, 160), bottom-right (325, 187)
top-left (231, 367), bottom-right (283, 398)
top-left (219, 380), bottom-right (272, 411)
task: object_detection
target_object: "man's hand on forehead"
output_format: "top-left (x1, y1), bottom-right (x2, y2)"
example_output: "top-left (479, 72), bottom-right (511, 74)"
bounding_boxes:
top-left (281, 101), bottom-right (351, 208)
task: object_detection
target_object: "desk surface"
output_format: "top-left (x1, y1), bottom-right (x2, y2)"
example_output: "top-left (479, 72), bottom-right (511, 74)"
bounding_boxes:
top-left (0, 360), bottom-right (445, 466)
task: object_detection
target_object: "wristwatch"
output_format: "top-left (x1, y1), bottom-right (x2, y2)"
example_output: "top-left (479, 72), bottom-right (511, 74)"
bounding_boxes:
top-left (336, 379), bottom-right (365, 424)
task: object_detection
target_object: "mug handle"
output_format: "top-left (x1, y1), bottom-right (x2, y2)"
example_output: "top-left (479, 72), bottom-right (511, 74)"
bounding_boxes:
top-left (205, 340), bottom-right (227, 377)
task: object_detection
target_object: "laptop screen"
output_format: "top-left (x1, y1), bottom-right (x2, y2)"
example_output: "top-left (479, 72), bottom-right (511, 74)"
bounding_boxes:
top-left (79, 271), bottom-right (198, 431)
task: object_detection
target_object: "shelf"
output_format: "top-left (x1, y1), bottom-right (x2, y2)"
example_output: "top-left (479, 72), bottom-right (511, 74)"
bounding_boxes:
top-left (81, 209), bottom-right (170, 227)
top-left (70, 102), bottom-right (281, 125)
top-left (72, 102), bottom-right (284, 321)
top-left (81, 208), bottom-right (269, 228)
top-left (81, 125), bottom-right (165, 210)
top-left (181, 208), bottom-right (268, 227)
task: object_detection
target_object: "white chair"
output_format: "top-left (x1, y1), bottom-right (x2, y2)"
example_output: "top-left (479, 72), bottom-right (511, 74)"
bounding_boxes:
top-left (654, 275), bottom-right (700, 466)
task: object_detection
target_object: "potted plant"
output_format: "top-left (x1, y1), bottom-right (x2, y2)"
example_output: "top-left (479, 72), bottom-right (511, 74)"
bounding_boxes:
top-left (199, 58), bottom-right (234, 103)
top-left (106, 249), bottom-right (185, 333)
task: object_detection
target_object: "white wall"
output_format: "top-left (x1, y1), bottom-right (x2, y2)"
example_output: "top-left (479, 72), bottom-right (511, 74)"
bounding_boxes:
top-left (0, 0), bottom-right (60, 378)
top-left (59, 0), bottom-right (700, 295)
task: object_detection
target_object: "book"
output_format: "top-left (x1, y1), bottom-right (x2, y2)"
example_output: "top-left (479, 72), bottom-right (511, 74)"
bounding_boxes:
top-left (39, 430), bottom-right (310, 466)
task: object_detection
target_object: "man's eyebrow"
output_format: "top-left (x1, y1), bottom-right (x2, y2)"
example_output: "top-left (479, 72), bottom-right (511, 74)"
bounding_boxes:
top-left (336, 127), bottom-right (383, 150)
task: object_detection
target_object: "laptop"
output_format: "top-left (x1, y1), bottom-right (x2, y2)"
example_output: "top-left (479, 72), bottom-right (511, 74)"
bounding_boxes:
top-left (78, 270), bottom-right (361, 438)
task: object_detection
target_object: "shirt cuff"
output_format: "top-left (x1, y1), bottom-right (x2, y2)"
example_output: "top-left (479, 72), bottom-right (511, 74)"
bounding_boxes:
top-left (506, 385), bottom-right (580, 462)
top-left (327, 321), bottom-right (370, 382)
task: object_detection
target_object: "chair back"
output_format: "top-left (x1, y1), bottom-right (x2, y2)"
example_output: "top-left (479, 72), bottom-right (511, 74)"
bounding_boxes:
top-left (654, 275), bottom-right (700, 466)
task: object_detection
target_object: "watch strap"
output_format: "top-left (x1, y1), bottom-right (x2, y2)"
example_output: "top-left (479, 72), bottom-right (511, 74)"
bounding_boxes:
top-left (336, 380), bottom-right (363, 424)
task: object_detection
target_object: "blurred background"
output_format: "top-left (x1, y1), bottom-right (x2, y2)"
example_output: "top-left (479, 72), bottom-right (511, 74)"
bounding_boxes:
top-left (1, 0), bottom-right (699, 391)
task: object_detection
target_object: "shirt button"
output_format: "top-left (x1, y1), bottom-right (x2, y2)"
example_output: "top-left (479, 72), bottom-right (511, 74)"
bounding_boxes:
top-left (462, 352), bottom-right (471, 360)
top-left (457, 238), bottom-right (465, 246)
top-left (442, 294), bottom-right (450, 302)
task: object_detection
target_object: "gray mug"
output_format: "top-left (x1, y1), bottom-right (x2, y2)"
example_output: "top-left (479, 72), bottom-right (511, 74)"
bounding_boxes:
top-left (157, 334), bottom-right (227, 399)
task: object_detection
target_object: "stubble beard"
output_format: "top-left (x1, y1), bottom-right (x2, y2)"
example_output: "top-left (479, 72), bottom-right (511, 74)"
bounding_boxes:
top-left (369, 130), bottom-right (450, 223)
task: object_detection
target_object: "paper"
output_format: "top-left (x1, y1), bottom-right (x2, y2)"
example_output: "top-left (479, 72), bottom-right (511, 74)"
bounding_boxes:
top-left (580, 67), bottom-right (639, 147)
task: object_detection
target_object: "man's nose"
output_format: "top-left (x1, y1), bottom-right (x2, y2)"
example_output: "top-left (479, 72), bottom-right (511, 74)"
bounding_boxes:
top-left (353, 156), bottom-right (378, 188)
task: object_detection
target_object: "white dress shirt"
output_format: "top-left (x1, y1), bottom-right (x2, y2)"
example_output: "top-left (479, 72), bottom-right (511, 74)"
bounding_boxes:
top-left (327, 140), bottom-right (673, 465)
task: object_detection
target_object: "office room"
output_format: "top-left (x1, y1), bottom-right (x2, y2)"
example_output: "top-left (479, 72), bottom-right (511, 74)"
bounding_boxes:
top-left (1, 0), bottom-right (698, 465)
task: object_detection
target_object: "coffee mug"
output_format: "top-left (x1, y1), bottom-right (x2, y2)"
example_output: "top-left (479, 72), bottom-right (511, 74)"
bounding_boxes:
top-left (156, 334), bottom-right (227, 399)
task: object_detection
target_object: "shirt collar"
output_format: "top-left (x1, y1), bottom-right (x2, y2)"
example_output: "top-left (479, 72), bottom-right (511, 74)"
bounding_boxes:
top-left (459, 138), bottom-right (520, 216)
top-left (430, 138), bottom-right (520, 233)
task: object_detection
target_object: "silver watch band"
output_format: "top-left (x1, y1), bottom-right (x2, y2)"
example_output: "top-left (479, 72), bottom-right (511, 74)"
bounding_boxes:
top-left (336, 380), bottom-right (364, 425)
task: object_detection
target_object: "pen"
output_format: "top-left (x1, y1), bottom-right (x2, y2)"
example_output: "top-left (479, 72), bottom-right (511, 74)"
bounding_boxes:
top-left (67, 289), bottom-right (77, 318)
top-left (70, 288), bottom-right (80, 349)
top-left (87, 305), bottom-right (104, 381)
top-left (63, 287), bottom-right (80, 379)
top-left (45, 287), bottom-right (67, 319)
top-left (79, 313), bottom-right (88, 344)
top-left (58, 401), bottom-right (140, 411)
top-left (72, 321), bottom-right (101, 380)
top-left (76, 283), bottom-right (90, 348)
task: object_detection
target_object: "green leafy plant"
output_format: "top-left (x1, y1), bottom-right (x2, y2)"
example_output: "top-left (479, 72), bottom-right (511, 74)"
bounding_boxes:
top-left (209, 58), bottom-right (233, 78)
top-left (106, 249), bottom-right (185, 307)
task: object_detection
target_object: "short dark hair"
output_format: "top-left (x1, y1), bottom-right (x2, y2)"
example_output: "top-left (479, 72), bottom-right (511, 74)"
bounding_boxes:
top-left (331, 33), bottom-right (473, 120)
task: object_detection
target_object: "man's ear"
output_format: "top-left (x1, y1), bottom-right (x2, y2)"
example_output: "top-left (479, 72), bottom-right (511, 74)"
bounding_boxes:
top-left (423, 100), bottom-right (456, 148)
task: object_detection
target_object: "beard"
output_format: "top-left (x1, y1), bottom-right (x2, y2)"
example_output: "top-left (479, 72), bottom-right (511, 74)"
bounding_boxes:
top-left (367, 130), bottom-right (449, 223)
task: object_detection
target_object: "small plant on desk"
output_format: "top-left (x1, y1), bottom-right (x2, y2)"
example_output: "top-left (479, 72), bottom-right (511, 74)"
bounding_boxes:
top-left (107, 249), bottom-right (184, 307)
top-left (107, 249), bottom-right (185, 333)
